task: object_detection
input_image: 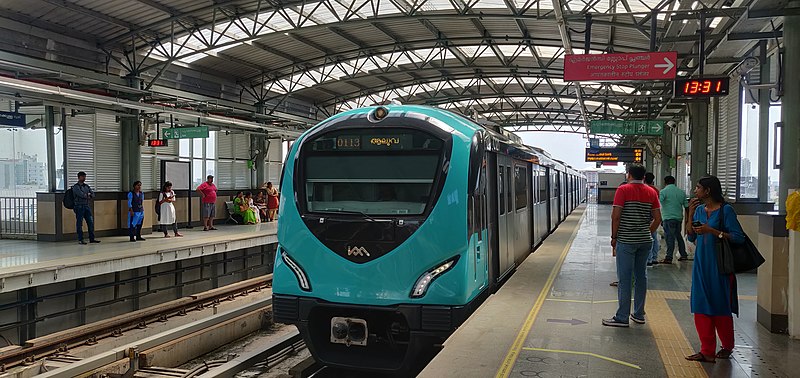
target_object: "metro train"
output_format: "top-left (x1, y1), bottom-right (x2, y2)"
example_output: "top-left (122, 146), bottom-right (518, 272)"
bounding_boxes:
top-left (272, 105), bottom-right (586, 373)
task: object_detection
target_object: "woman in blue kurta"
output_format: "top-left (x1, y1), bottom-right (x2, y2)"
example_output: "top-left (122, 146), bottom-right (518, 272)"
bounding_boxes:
top-left (685, 176), bottom-right (745, 363)
top-left (128, 181), bottom-right (146, 242)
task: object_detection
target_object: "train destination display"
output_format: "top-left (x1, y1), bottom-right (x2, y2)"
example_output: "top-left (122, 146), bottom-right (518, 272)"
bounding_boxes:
top-left (585, 147), bottom-right (644, 163)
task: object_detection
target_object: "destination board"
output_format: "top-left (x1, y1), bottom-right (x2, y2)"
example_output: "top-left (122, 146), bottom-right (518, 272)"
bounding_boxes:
top-left (585, 147), bottom-right (644, 163)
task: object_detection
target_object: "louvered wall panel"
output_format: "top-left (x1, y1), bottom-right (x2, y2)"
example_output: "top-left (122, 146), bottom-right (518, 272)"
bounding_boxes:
top-left (217, 161), bottom-right (234, 189)
top-left (66, 114), bottom-right (96, 187)
top-left (708, 98), bottom-right (716, 175)
top-left (0, 100), bottom-right (11, 112)
top-left (94, 113), bottom-right (121, 191)
top-left (717, 77), bottom-right (741, 201)
top-left (233, 161), bottom-right (250, 189)
top-left (267, 162), bottom-right (283, 188)
top-left (141, 156), bottom-right (155, 191)
top-left (234, 134), bottom-right (250, 160)
top-left (217, 132), bottom-right (234, 159)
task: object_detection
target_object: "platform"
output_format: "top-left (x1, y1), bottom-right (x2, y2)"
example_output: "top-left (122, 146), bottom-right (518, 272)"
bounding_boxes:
top-left (0, 223), bottom-right (277, 293)
top-left (420, 205), bottom-right (799, 378)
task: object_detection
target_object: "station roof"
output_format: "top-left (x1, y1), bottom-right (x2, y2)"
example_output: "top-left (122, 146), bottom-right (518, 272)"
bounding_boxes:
top-left (0, 0), bottom-right (785, 133)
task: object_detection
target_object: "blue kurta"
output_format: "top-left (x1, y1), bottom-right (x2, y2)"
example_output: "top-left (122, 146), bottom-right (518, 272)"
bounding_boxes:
top-left (128, 191), bottom-right (145, 227)
top-left (688, 204), bottom-right (745, 316)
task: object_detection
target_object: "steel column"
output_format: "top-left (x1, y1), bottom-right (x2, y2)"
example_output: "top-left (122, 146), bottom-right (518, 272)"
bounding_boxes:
top-left (121, 76), bottom-right (143, 188)
top-left (689, 102), bottom-right (709, 185)
top-left (45, 106), bottom-right (57, 192)
top-left (758, 41), bottom-right (771, 202)
top-left (780, 2), bottom-right (800, 212)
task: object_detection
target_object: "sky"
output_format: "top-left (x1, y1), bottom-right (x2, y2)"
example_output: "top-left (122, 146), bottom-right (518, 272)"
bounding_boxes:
top-left (518, 131), bottom-right (623, 172)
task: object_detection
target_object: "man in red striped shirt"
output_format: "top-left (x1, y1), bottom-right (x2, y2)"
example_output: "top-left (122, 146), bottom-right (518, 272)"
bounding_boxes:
top-left (603, 164), bottom-right (662, 327)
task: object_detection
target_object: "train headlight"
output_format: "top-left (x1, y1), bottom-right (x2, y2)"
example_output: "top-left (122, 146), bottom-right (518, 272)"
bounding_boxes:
top-left (410, 256), bottom-right (460, 298)
top-left (281, 250), bottom-right (311, 291)
top-left (368, 106), bottom-right (389, 123)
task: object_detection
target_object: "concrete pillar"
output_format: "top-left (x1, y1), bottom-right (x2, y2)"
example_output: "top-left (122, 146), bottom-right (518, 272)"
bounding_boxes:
top-left (121, 75), bottom-right (143, 188)
top-left (689, 102), bottom-right (709, 186)
top-left (661, 126), bottom-right (672, 181)
top-left (758, 42), bottom-right (771, 202)
top-left (780, 2), bottom-right (800, 212)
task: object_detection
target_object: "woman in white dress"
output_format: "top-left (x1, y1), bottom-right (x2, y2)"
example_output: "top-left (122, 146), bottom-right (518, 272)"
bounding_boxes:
top-left (158, 181), bottom-right (183, 237)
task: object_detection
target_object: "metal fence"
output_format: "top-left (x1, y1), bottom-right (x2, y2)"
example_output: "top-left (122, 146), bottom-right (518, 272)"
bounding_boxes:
top-left (0, 197), bottom-right (37, 238)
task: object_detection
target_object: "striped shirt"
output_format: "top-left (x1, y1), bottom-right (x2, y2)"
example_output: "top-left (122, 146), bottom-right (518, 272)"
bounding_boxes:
top-left (613, 181), bottom-right (660, 244)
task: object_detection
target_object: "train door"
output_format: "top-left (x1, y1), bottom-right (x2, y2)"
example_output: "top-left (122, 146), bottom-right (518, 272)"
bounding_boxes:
top-left (497, 155), bottom-right (514, 279)
top-left (513, 163), bottom-right (530, 264)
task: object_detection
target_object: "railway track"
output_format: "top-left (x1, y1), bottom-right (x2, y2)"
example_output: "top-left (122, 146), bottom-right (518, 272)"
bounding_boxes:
top-left (0, 275), bottom-right (273, 375)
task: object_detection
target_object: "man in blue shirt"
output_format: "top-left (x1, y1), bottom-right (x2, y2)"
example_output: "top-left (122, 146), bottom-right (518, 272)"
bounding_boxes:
top-left (659, 176), bottom-right (688, 263)
top-left (72, 171), bottom-right (100, 245)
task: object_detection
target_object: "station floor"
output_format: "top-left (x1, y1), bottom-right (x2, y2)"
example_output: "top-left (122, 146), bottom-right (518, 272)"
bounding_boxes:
top-left (421, 204), bottom-right (800, 378)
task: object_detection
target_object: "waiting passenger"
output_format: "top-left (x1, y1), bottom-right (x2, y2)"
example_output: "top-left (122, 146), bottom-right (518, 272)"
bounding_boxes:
top-left (685, 176), bottom-right (744, 363)
top-left (246, 192), bottom-right (261, 223)
top-left (158, 181), bottom-right (182, 238)
top-left (603, 164), bottom-right (661, 327)
top-left (234, 191), bottom-right (258, 225)
top-left (645, 172), bottom-right (661, 266)
top-left (659, 176), bottom-right (689, 263)
top-left (128, 181), bottom-right (145, 242)
top-left (254, 191), bottom-right (268, 221)
top-left (266, 182), bottom-right (280, 222)
top-left (71, 171), bottom-right (100, 245)
top-left (197, 175), bottom-right (217, 231)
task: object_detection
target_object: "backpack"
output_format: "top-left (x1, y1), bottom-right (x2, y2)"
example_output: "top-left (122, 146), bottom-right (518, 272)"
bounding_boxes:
top-left (63, 188), bottom-right (75, 209)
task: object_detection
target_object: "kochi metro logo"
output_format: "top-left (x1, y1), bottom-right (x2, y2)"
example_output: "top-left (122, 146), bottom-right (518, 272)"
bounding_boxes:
top-left (347, 246), bottom-right (370, 257)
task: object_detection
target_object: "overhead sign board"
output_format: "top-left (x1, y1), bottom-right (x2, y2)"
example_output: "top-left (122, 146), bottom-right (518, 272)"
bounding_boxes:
top-left (0, 111), bottom-right (25, 127)
top-left (589, 120), bottom-right (664, 136)
top-left (674, 77), bottom-right (730, 98)
top-left (585, 147), bottom-right (644, 163)
top-left (564, 52), bottom-right (678, 81)
top-left (162, 126), bottom-right (209, 139)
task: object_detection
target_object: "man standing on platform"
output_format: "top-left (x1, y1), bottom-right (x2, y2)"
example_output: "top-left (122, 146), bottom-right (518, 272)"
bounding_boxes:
top-left (658, 176), bottom-right (689, 263)
top-left (197, 175), bottom-right (218, 231)
top-left (603, 164), bottom-right (661, 327)
top-left (72, 171), bottom-right (100, 245)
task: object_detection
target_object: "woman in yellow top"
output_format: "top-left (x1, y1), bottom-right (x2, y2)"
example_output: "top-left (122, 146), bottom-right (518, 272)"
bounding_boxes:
top-left (233, 191), bottom-right (258, 225)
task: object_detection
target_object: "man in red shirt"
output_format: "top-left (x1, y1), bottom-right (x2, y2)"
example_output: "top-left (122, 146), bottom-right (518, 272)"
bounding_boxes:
top-left (603, 164), bottom-right (662, 327)
top-left (197, 175), bottom-right (218, 231)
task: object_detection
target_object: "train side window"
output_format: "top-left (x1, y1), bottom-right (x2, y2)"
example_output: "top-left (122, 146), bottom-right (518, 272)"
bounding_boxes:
top-left (499, 168), bottom-right (505, 214)
top-left (506, 166), bottom-right (512, 213)
top-left (515, 166), bottom-right (527, 210)
top-left (538, 171), bottom-right (548, 203)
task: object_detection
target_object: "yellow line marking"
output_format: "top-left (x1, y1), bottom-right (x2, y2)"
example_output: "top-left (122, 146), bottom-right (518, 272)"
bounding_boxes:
top-left (646, 297), bottom-right (708, 378)
top-left (495, 210), bottom-right (585, 378)
top-left (546, 298), bottom-right (617, 304)
top-left (522, 347), bottom-right (641, 370)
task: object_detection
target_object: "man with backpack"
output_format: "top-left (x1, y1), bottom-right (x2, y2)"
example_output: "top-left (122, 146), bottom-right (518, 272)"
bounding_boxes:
top-left (70, 172), bottom-right (100, 245)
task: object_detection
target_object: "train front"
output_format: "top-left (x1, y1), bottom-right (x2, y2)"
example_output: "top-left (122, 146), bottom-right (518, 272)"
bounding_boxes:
top-left (272, 105), bottom-right (487, 373)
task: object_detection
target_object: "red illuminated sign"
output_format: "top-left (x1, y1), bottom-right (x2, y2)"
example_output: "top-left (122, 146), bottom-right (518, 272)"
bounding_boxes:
top-left (674, 77), bottom-right (730, 98)
top-left (564, 52), bottom-right (678, 81)
top-left (148, 139), bottom-right (169, 147)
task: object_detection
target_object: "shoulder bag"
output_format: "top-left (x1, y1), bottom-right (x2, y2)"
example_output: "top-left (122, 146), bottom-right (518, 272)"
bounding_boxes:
top-left (716, 204), bottom-right (766, 274)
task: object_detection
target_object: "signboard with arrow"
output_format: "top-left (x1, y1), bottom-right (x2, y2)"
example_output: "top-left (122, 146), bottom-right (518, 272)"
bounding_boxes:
top-left (564, 52), bottom-right (678, 81)
top-left (589, 120), bottom-right (664, 136)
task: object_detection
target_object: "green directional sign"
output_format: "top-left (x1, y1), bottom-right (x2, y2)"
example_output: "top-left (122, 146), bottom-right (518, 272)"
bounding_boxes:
top-left (162, 126), bottom-right (209, 139)
top-left (589, 120), bottom-right (664, 136)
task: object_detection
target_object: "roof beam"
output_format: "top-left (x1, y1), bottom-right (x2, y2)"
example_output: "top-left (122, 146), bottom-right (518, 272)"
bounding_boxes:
top-left (40, 0), bottom-right (137, 30)
top-left (551, 0), bottom-right (589, 130)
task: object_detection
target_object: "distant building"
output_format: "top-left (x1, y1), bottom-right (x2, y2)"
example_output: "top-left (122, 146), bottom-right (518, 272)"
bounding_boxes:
top-left (0, 153), bottom-right (47, 189)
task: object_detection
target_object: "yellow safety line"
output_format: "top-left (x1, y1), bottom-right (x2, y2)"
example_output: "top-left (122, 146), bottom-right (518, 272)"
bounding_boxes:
top-left (645, 297), bottom-right (708, 378)
top-left (546, 298), bottom-right (618, 304)
top-left (495, 211), bottom-right (585, 378)
top-left (522, 347), bottom-right (641, 370)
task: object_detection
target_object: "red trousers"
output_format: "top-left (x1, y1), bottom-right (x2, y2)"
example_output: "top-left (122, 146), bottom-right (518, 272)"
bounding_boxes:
top-left (694, 313), bottom-right (734, 356)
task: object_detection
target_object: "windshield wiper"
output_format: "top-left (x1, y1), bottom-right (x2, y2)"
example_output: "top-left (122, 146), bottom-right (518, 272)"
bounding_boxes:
top-left (311, 209), bottom-right (383, 222)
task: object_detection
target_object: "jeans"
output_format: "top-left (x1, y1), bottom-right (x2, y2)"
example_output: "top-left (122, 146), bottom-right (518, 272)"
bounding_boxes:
top-left (74, 205), bottom-right (95, 241)
top-left (663, 219), bottom-right (687, 260)
top-left (614, 241), bottom-right (652, 322)
top-left (648, 231), bottom-right (660, 263)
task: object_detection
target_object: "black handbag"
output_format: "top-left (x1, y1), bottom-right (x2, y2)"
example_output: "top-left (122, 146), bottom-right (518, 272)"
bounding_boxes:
top-left (716, 204), bottom-right (765, 274)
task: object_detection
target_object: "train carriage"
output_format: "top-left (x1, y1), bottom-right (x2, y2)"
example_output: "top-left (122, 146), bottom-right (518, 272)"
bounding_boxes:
top-left (272, 105), bottom-right (585, 373)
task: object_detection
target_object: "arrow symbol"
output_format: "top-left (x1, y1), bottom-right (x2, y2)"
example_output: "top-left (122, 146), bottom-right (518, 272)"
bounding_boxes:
top-left (651, 123), bottom-right (663, 133)
top-left (546, 318), bottom-right (588, 326)
top-left (654, 57), bottom-right (675, 75)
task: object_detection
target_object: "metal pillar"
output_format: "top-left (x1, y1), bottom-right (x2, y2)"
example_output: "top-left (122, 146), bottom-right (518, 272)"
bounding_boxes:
top-left (758, 41), bottom-right (771, 202)
top-left (780, 2), bottom-right (800, 212)
top-left (45, 106), bottom-right (57, 192)
top-left (661, 126), bottom-right (672, 180)
top-left (689, 102), bottom-right (709, 186)
top-left (254, 102), bottom-right (268, 188)
top-left (121, 75), bottom-right (142, 188)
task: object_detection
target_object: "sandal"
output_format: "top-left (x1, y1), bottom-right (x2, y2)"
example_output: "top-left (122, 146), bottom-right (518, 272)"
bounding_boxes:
top-left (716, 349), bottom-right (733, 359)
top-left (685, 352), bottom-right (715, 363)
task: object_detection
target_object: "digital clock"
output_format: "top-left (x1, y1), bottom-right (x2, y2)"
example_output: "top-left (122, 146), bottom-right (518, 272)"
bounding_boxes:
top-left (148, 139), bottom-right (169, 147)
top-left (674, 77), bottom-right (730, 98)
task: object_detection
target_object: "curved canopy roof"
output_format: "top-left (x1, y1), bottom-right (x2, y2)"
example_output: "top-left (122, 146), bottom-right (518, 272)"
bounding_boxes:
top-left (0, 0), bottom-right (785, 133)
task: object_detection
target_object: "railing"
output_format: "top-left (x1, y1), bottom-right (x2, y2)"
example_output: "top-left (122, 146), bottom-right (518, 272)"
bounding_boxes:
top-left (0, 197), bottom-right (37, 238)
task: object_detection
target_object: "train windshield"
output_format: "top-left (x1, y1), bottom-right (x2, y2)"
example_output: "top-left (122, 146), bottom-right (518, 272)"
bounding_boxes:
top-left (302, 128), bottom-right (445, 216)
